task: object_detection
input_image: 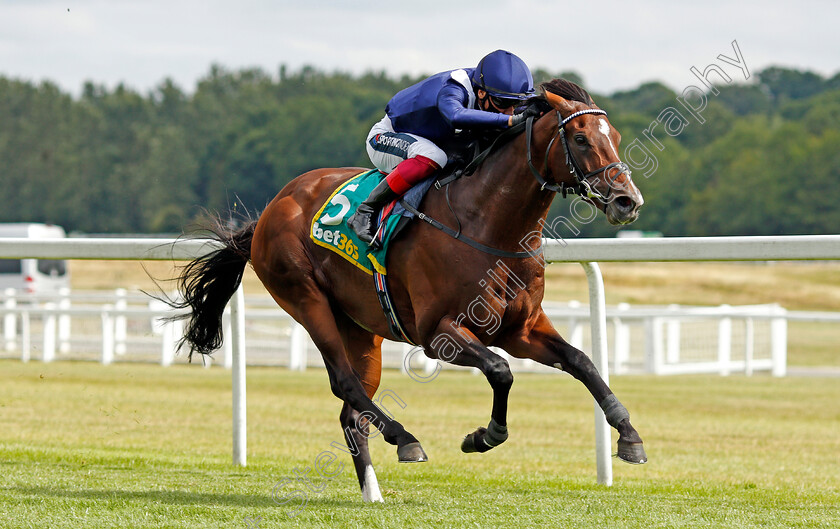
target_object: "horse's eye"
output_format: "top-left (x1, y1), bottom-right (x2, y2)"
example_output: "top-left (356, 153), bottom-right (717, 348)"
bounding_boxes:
top-left (574, 135), bottom-right (587, 146)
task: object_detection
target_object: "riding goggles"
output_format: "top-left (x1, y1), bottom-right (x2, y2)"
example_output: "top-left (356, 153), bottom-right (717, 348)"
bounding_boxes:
top-left (489, 94), bottom-right (520, 109)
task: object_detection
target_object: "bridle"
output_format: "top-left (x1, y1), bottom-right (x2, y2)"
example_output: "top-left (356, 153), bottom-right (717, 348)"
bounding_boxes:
top-left (525, 109), bottom-right (632, 201)
top-left (402, 105), bottom-right (635, 259)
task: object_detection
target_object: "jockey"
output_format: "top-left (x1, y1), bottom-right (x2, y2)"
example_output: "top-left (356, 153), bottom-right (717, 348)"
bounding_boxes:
top-left (347, 49), bottom-right (536, 244)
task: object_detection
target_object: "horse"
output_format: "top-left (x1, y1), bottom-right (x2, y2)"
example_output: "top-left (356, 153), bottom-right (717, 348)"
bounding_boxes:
top-left (172, 78), bottom-right (646, 502)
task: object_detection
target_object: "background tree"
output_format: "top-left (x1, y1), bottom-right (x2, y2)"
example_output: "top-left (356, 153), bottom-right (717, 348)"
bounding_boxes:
top-left (0, 65), bottom-right (835, 236)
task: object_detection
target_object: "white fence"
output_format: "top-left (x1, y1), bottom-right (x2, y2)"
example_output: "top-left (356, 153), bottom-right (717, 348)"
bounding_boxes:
top-left (0, 289), bottom-right (794, 378)
top-left (2, 234), bottom-right (840, 485)
top-left (2, 288), bottom-right (185, 366)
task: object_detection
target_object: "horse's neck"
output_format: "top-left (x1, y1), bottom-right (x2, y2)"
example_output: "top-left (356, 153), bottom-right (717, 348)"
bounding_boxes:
top-left (447, 122), bottom-right (557, 250)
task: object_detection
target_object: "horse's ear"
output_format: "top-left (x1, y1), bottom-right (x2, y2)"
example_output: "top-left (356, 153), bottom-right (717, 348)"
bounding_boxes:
top-left (544, 91), bottom-right (575, 113)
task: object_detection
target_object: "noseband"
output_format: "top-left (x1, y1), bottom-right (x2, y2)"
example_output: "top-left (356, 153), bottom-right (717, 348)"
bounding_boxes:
top-left (526, 109), bottom-right (632, 200)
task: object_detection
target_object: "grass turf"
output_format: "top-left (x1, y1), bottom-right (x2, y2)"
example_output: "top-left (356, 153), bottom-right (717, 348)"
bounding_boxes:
top-left (2, 361), bottom-right (838, 528)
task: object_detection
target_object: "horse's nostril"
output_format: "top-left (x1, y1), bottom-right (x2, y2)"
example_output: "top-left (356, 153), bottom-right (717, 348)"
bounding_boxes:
top-left (616, 196), bottom-right (634, 212)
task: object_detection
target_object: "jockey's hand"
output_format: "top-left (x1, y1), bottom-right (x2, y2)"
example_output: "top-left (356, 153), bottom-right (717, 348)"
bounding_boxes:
top-left (508, 106), bottom-right (542, 127)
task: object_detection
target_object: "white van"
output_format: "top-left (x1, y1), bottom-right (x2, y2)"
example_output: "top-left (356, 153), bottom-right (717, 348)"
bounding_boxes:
top-left (0, 223), bottom-right (70, 294)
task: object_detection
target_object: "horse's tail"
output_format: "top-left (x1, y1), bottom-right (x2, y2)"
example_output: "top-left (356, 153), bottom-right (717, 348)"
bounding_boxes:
top-left (171, 219), bottom-right (256, 360)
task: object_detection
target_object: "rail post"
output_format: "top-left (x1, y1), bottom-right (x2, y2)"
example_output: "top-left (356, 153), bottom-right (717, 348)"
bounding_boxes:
top-left (770, 305), bottom-right (787, 377)
top-left (101, 305), bottom-right (114, 365)
top-left (744, 317), bottom-right (755, 376)
top-left (115, 288), bottom-right (127, 355)
top-left (58, 288), bottom-right (72, 353)
top-left (580, 262), bottom-right (612, 487)
top-left (21, 311), bottom-right (30, 363)
top-left (43, 303), bottom-right (57, 363)
top-left (231, 284), bottom-right (247, 466)
top-left (289, 323), bottom-right (307, 372)
top-left (4, 288), bottom-right (15, 351)
top-left (718, 305), bottom-right (732, 376)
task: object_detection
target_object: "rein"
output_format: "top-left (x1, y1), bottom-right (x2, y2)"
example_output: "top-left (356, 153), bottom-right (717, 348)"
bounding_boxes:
top-left (398, 199), bottom-right (543, 259)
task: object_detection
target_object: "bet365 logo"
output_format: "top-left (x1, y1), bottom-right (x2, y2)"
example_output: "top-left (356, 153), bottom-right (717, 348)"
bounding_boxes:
top-left (312, 222), bottom-right (359, 260)
top-left (313, 182), bottom-right (361, 260)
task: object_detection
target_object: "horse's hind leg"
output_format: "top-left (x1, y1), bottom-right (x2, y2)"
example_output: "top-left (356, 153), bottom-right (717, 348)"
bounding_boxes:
top-left (251, 216), bottom-right (423, 463)
top-left (339, 402), bottom-right (383, 502)
top-left (336, 319), bottom-right (386, 502)
top-left (283, 289), bottom-right (425, 462)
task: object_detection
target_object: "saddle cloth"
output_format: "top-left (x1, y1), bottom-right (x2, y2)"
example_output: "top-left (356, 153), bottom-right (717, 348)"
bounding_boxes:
top-left (310, 169), bottom-right (434, 275)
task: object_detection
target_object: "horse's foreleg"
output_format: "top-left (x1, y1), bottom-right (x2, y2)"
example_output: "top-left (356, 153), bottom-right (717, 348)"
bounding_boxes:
top-left (426, 319), bottom-right (513, 454)
top-left (503, 312), bottom-right (647, 464)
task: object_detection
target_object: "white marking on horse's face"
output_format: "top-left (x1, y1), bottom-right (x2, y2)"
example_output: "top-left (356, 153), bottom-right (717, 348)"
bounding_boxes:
top-left (598, 118), bottom-right (619, 158)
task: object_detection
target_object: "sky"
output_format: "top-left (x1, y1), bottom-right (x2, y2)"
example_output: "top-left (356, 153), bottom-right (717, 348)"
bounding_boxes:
top-left (1, 0), bottom-right (838, 97)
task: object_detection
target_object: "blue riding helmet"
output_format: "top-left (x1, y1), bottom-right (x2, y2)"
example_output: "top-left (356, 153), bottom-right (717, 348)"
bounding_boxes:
top-left (471, 50), bottom-right (535, 100)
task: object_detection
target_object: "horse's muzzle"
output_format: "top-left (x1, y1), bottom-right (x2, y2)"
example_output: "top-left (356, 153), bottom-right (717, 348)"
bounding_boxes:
top-left (606, 194), bottom-right (642, 225)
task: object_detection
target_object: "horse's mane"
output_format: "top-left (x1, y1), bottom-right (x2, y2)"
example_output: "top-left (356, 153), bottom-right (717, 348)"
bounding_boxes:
top-left (531, 78), bottom-right (594, 113)
top-left (540, 78), bottom-right (594, 104)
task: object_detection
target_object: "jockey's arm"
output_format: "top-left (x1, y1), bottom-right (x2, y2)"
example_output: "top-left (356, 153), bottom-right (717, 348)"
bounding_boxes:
top-left (437, 82), bottom-right (511, 131)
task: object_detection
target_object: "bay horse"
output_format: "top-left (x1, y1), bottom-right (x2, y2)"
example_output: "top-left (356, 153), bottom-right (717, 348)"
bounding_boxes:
top-left (173, 79), bottom-right (646, 502)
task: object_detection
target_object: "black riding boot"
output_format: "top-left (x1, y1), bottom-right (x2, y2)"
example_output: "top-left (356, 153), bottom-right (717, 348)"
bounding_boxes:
top-left (346, 178), bottom-right (399, 244)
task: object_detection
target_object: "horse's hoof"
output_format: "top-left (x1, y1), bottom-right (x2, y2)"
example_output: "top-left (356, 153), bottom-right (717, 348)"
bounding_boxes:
top-left (397, 442), bottom-right (428, 463)
top-left (461, 427), bottom-right (492, 454)
top-left (616, 439), bottom-right (647, 464)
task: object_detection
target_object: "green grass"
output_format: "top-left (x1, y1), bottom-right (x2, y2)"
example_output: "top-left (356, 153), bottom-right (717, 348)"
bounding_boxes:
top-left (2, 361), bottom-right (839, 528)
